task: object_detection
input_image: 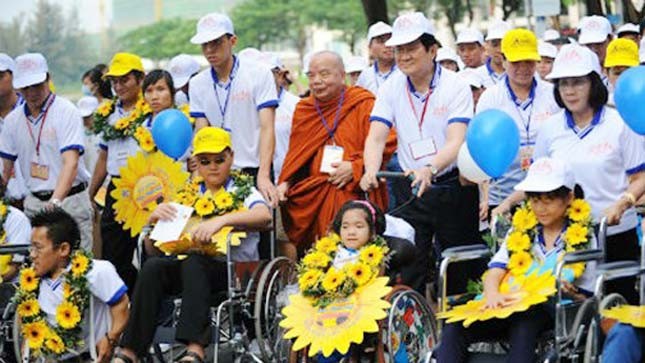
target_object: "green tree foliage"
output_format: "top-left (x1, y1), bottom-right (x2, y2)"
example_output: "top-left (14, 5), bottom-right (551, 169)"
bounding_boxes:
top-left (118, 18), bottom-right (200, 59)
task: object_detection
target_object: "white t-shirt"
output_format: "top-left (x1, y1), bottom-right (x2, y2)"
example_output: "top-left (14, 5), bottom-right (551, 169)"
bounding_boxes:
top-left (0, 94), bottom-right (28, 200)
top-left (98, 103), bottom-right (142, 177)
top-left (1, 206), bottom-right (32, 281)
top-left (273, 88), bottom-right (299, 181)
top-left (533, 106), bottom-right (645, 235)
top-left (84, 130), bottom-right (101, 176)
top-left (356, 62), bottom-right (401, 95)
top-left (0, 94), bottom-right (90, 192)
top-left (189, 56), bottom-right (278, 169)
top-left (370, 65), bottom-right (473, 172)
top-left (475, 58), bottom-right (506, 88)
top-left (332, 245), bottom-right (360, 269)
top-left (476, 77), bottom-right (561, 205)
top-left (38, 260), bottom-right (128, 349)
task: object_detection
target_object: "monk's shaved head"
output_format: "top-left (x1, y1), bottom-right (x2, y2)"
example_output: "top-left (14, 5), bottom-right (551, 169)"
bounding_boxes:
top-left (307, 50), bottom-right (347, 102)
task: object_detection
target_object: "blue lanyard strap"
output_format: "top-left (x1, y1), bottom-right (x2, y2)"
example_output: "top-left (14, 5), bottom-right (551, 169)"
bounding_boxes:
top-left (506, 77), bottom-right (537, 143)
top-left (315, 88), bottom-right (346, 143)
top-left (374, 61), bottom-right (396, 88)
top-left (211, 56), bottom-right (239, 120)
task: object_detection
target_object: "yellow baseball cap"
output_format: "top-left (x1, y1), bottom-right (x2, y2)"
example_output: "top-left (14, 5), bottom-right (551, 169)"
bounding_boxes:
top-left (604, 38), bottom-right (639, 68)
top-left (105, 53), bottom-right (144, 78)
top-left (501, 29), bottom-right (541, 62)
top-left (192, 127), bottom-right (232, 156)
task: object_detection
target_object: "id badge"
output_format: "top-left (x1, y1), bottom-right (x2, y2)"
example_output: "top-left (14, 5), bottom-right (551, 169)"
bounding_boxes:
top-left (30, 162), bottom-right (49, 180)
top-left (116, 148), bottom-right (130, 166)
top-left (408, 138), bottom-right (437, 160)
top-left (519, 146), bottom-right (534, 171)
top-left (320, 145), bottom-right (344, 174)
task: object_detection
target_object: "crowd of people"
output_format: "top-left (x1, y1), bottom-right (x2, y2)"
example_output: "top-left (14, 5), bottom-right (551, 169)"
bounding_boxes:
top-left (0, 8), bottom-right (644, 363)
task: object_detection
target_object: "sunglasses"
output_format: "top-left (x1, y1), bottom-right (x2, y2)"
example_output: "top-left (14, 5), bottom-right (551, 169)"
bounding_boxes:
top-left (198, 155), bottom-right (228, 166)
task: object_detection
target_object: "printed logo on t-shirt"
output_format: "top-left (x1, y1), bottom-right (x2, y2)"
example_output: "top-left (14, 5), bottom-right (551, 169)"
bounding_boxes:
top-left (589, 141), bottom-right (614, 156)
top-left (432, 105), bottom-right (448, 117)
top-left (231, 91), bottom-right (252, 102)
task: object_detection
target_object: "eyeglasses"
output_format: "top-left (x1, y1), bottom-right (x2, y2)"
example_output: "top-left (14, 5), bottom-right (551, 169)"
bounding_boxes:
top-left (557, 77), bottom-right (590, 90)
top-left (29, 244), bottom-right (52, 256)
top-left (198, 156), bottom-right (228, 166)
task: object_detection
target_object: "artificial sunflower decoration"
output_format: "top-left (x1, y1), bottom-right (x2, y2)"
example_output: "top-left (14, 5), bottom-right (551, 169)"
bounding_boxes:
top-left (93, 96), bottom-right (152, 141)
top-left (601, 305), bottom-right (645, 328)
top-left (13, 250), bottom-right (93, 358)
top-left (110, 151), bottom-right (190, 237)
top-left (280, 277), bottom-right (392, 358)
top-left (0, 197), bottom-right (13, 278)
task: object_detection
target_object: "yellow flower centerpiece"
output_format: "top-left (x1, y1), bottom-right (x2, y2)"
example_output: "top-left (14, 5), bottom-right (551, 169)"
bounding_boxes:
top-left (13, 250), bottom-right (93, 358)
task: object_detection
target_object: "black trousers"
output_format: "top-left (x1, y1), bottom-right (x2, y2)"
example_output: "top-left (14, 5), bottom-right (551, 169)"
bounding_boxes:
top-left (605, 228), bottom-right (640, 305)
top-left (101, 180), bottom-right (139, 293)
top-left (121, 255), bottom-right (227, 356)
top-left (436, 306), bottom-right (553, 363)
top-left (393, 174), bottom-right (486, 296)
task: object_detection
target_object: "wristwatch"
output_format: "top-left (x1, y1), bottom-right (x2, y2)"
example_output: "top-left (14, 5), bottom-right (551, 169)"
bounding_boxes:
top-left (425, 163), bottom-right (438, 176)
top-left (50, 198), bottom-right (62, 207)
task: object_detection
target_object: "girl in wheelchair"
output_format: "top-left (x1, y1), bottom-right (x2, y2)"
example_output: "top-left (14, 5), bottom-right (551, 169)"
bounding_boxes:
top-left (114, 127), bottom-right (272, 363)
top-left (437, 157), bottom-right (597, 362)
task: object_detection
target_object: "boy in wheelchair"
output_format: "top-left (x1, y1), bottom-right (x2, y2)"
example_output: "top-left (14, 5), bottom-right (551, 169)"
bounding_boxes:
top-left (114, 127), bottom-right (272, 363)
top-left (436, 158), bottom-right (597, 362)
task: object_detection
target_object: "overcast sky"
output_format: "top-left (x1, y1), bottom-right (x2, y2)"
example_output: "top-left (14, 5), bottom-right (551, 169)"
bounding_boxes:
top-left (1, 0), bottom-right (110, 34)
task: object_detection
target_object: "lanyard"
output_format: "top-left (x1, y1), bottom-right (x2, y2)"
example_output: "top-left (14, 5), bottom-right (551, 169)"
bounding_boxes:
top-left (506, 77), bottom-right (536, 144)
top-left (211, 56), bottom-right (239, 121)
top-left (315, 88), bottom-right (345, 144)
top-left (374, 61), bottom-right (395, 88)
top-left (485, 58), bottom-right (504, 84)
top-left (25, 93), bottom-right (56, 157)
top-left (405, 65), bottom-right (440, 137)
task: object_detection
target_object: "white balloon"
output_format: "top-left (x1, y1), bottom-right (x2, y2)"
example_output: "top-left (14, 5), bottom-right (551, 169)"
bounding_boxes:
top-left (457, 143), bottom-right (490, 183)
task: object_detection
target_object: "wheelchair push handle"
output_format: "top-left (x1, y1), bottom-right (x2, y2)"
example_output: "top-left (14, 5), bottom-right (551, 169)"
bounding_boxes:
top-left (375, 171), bottom-right (414, 181)
top-left (0, 244), bottom-right (31, 256)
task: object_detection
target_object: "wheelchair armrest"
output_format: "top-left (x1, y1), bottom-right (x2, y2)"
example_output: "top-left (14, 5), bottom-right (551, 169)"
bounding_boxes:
top-left (596, 261), bottom-right (642, 281)
top-left (0, 244), bottom-right (31, 256)
top-left (441, 244), bottom-right (491, 262)
top-left (563, 249), bottom-right (603, 264)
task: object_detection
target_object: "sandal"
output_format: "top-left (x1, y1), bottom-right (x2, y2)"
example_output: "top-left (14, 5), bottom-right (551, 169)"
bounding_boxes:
top-left (112, 351), bottom-right (135, 363)
top-left (176, 350), bottom-right (204, 363)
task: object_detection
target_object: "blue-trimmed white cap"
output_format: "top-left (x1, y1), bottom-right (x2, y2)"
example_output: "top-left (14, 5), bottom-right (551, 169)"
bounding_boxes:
top-left (0, 53), bottom-right (15, 73)
top-left (190, 13), bottom-right (235, 45)
top-left (13, 53), bottom-right (48, 89)
top-left (515, 157), bottom-right (575, 192)
top-left (168, 54), bottom-right (201, 89)
top-left (385, 12), bottom-right (435, 47)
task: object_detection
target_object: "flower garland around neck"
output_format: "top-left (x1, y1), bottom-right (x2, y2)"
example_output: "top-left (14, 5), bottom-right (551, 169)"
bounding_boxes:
top-left (298, 234), bottom-right (390, 308)
top-left (506, 199), bottom-right (593, 278)
top-left (174, 171), bottom-right (254, 218)
top-left (132, 104), bottom-right (195, 153)
top-left (93, 96), bottom-right (152, 142)
top-left (13, 250), bottom-right (92, 358)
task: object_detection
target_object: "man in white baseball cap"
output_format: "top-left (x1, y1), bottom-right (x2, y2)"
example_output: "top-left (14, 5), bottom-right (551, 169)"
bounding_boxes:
top-left (363, 12), bottom-right (483, 296)
top-left (478, 20), bottom-right (511, 87)
top-left (0, 53), bottom-right (93, 250)
top-left (578, 15), bottom-right (613, 65)
top-left (616, 23), bottom-right (641, 44)
top-left (537, 41), bottom-right (558, 81)
top-left (356, 21), bottom-right (399, 94)
top-left (436, 47), bottom-right (460, 72)
top-left (457, 27), bottom-right (486, 68)
top-left (543, 29), bottom-right (561, 45)
top-left (459, 68), bottom-right (486, 107)
top-left (167, 54), bottom-right (200, 107)
top-left (76, 96), bottom-right (100, 174)
top-left (345, 55), bottom-right (368, 86)
top-left (188, 12), bottom-right (279, 208)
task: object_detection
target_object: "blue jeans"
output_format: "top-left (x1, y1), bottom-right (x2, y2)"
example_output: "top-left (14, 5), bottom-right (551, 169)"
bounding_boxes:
top-left (603, 323), bottom-right (645, 363)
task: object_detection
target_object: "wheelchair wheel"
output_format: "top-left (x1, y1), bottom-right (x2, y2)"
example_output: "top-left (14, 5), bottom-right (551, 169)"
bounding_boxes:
top-left (583, 293), bottom-right (627, 363)
top-left (253, 257), bottom-right (297, 363)
top-left (378, 287), bottom-right (437, 363)
top-left (12, 309), bottom-right (25, 363)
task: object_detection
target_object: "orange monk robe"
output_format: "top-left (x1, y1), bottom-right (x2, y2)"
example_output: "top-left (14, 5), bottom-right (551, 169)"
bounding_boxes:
top-left (278, 86), bottom-right (397, 251)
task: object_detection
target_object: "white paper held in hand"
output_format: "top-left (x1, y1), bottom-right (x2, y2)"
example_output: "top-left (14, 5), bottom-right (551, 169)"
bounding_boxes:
top-left (150, 202), bottom-right (195, 242)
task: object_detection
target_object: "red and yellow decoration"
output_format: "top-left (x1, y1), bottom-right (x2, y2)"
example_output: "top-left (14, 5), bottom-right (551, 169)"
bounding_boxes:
top-left (93, 96), bottom-right (151, 141)
top-left (602, 305), bottom-right (645, 328)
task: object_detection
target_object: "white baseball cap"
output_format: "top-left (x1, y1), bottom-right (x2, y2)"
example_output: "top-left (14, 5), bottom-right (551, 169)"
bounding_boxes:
top-left (368, 21), bottom-right (392, 41)
top-left (13, 53), bottom-right (48, 89)
top-left (459, 68), bottom-right (484, 88)
top-left (265, 52), bottom-right (285, 70)
top-left (578, 15), bottom-right (612, 45)
top-left (190, 13), bottom-right (235, 45)
top-left (385, 12), bottom-right (435, 47)
top-left (514, 157), bottom-right (575, 192)
top-left (457, 27), bottom-right (484, 45)
top-left (0, 54), bottom-right (15, 73)
top-left (546, 43), bottom-right (600, 80)
top-left (77, 96), bottom-right (99, 118)
top-left (616, 23), bottom-right (640, 37)
top-left (640, 38), bottom-right (645, 64)
top-left (345, 56), bottom-right (368, 73)
top-left (168, 54), bottom-right (201, 89)
top-left (486, 20), bottom-right (511, 41)
top-left (436, 47), bottom-right (459, 63)
top-left (538, 40), bottom-right (558, 59)
top-left (543, 29), bottom-right (560, 42)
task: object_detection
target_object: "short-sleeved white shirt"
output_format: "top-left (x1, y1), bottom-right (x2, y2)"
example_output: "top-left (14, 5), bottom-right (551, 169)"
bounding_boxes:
top-left (475, 58), bottom-right (506, 88)
top-left (2, 207), bottom-right (32, 281)
top-left (0, 94), bottom-right (90, 192)
top-left (38, 260), bottom-right (128, 348)
top-left (0, 94), bottom-right (28, 199)
top-left (356, 62), bottom-right (401, 95)
top-left (189, 56), bottom-right (278, 169)
top-left (533, 107), bottom-right (645, 235)
top-left (332, 245), bottom-right (360, 269)
top-left (476, 77), bottom-right (561, 205)
top-left (488, 228), bottom-right (598, 293)
top-left (98, 103), bottom-right (142, 177)
top-left (273, 88), bottom-right (299, 181)
top-left (370, 65), bottom-right (473, 172)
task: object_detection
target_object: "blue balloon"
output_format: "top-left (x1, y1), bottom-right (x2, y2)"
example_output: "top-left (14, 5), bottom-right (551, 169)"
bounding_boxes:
top-left (151, 109), bottom-right (193, 159)
top-left (614, 66), bottom-right (645, 135)
top-left (466, 109), bottom-right (520, 178)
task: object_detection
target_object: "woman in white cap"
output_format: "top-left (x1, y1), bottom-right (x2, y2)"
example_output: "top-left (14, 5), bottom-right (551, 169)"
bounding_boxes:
top-left (536, 41), bottom-right (558, 82)
top-left (501, 43), bottom-right (645, 304)
top-left (437, 157), bottom-right (597, 362)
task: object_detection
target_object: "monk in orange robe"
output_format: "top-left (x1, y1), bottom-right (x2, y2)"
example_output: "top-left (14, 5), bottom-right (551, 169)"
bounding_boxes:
top-left (277, 51), bottom-right (396, 257)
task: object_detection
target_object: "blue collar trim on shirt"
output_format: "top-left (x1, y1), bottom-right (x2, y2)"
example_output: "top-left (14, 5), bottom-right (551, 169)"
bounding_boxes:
top-left (565, 106), bottom-right (604, 139)
top-left (505, 76), bottom-right (536, 110)
top-left (210, 55), bottom-right (239, 87)
top-left (374, 61), bottom-right (396, 79)
top-left (537, 222), bottom-right (569, 254)
top-left (199, 177), bottom-right (233, 194)
top-left (406, 63), bottom-right (441, 101)
top-left (23, 92), bottom-right (54, 117)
